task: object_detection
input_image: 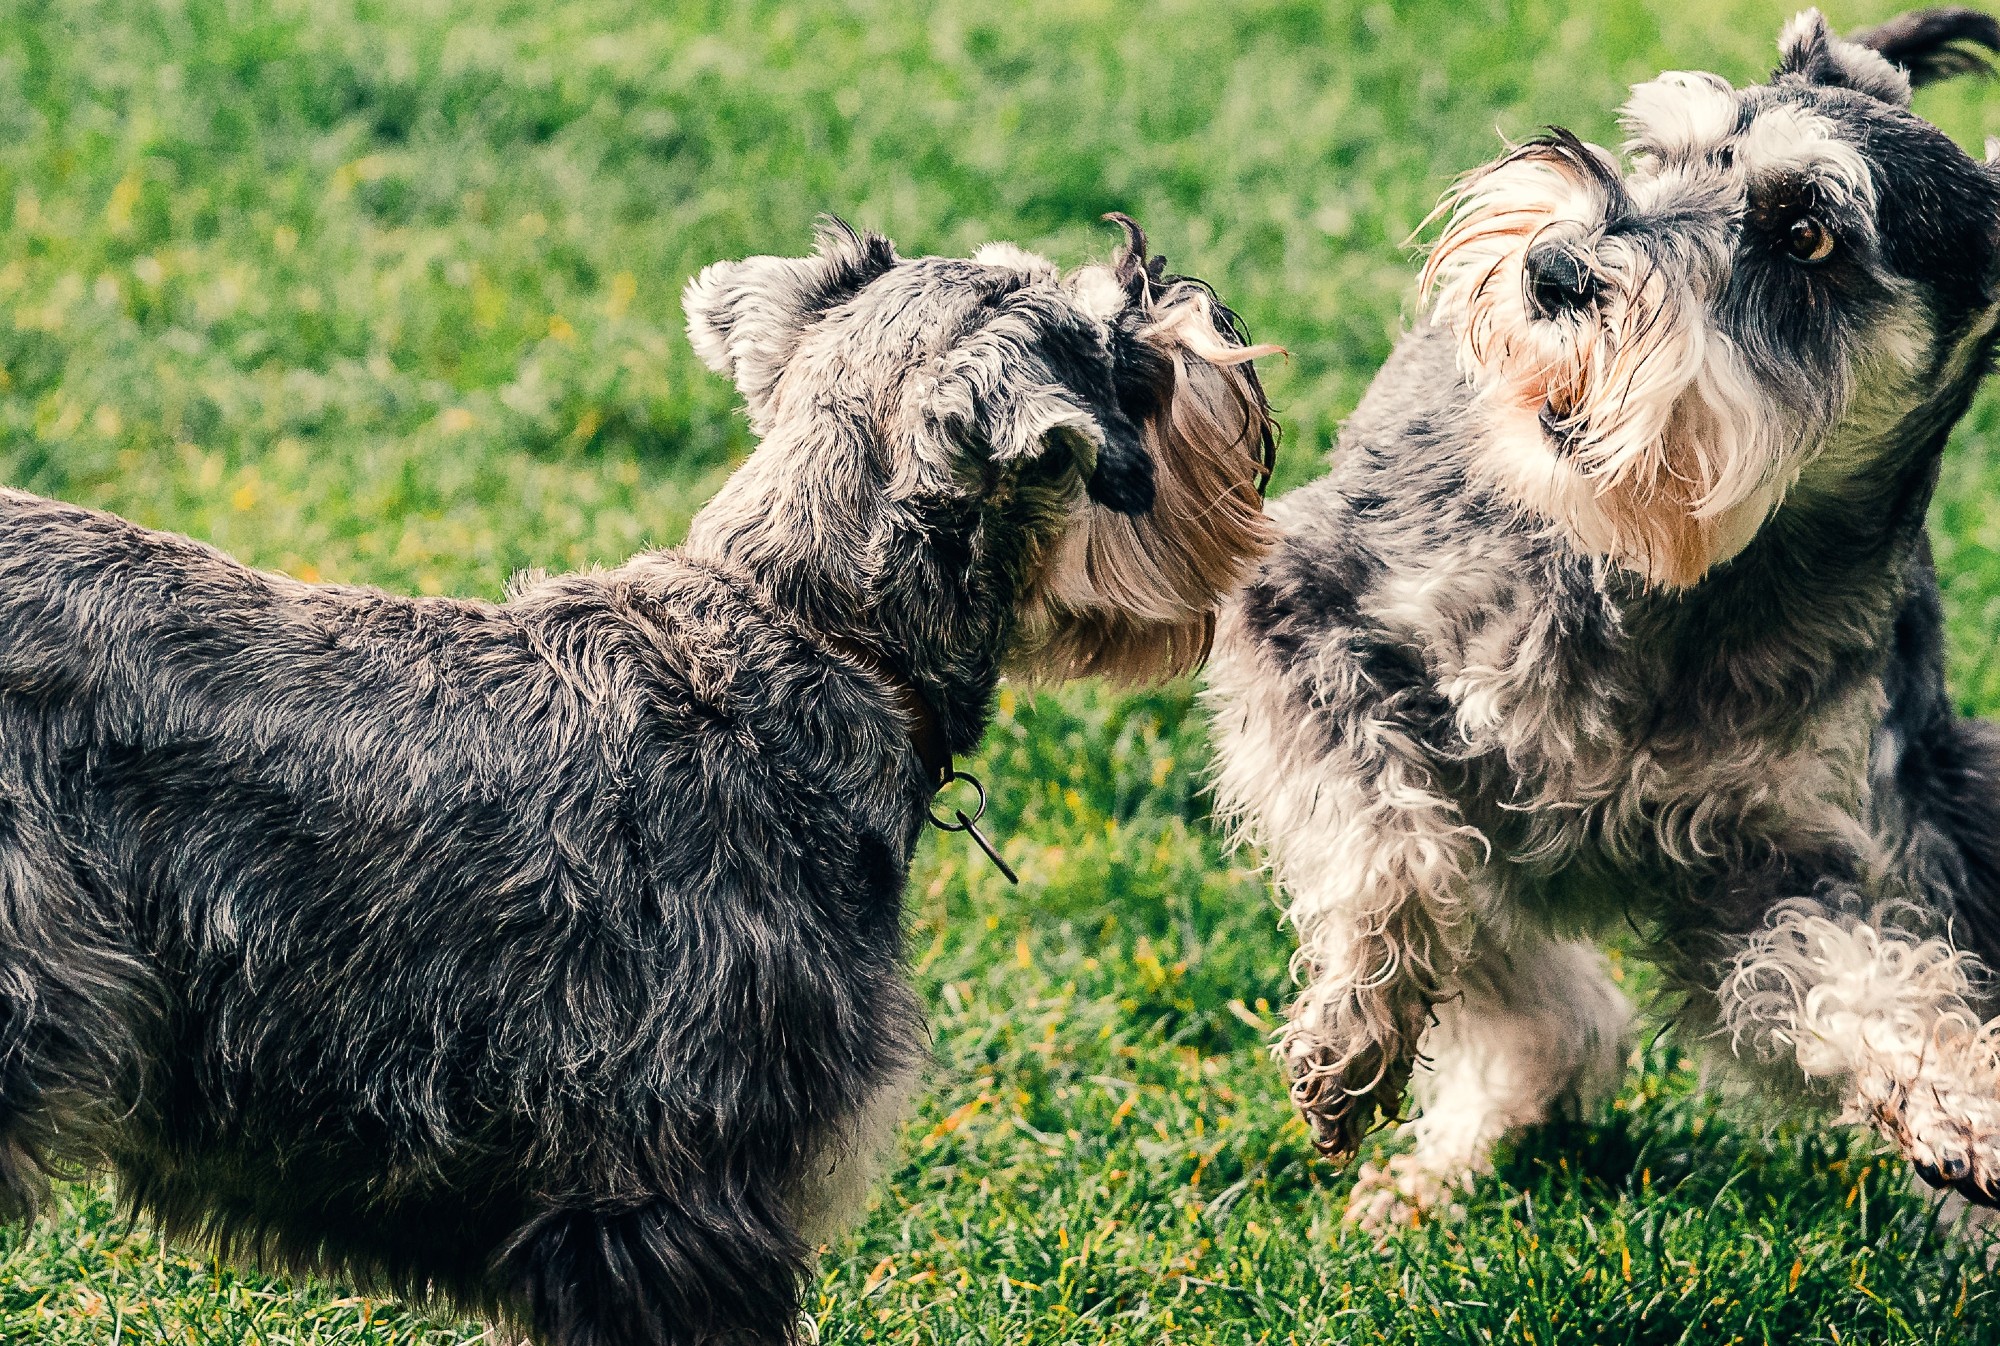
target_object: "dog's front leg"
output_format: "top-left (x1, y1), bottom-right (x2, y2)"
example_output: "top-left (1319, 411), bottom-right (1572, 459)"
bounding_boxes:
top-left (1345, 922), bottom-right (1632, 1233)
top-left (1208, 661), bottom-right (1488, 1162)
top-left (1718, 894), bottom-right (2000, 1206)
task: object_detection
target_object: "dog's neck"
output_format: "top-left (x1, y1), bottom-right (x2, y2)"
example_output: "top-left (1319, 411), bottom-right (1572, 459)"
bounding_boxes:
top-left (1610, 382), bottom-right (1979, 701)
top-left (817, 631), bottom-right (954, 790)
top-left (676, 422), bottom-right (1024, 762)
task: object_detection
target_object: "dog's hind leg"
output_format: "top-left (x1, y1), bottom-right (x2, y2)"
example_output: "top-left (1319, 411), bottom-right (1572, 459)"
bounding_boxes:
top-left (1345, 920), bottom-right (1631, 1234)
top-left (494, 1191), bottom-right (813, 1346)
top-left (1878, 710), bottom-right (2000, 992)
top-left (0, 958), bottom-right (53, 1218)
top-left (1207, 620), bottom-right (1489, 1161)
top-left (0, 822), bottom-right (143, 1219)
top-left (1872, 549), bottom-right (2000, 977)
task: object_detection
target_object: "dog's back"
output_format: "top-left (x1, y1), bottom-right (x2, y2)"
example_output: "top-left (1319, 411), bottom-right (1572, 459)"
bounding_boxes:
top-left (0, 488), bottom-right (923, 1324)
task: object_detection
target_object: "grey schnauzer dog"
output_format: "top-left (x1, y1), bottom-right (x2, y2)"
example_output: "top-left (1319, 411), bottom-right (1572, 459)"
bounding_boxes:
top-left (1207, 8), bottom-right (2000, 1229)
top-left (0, 218), bottom-right (1275, 1342)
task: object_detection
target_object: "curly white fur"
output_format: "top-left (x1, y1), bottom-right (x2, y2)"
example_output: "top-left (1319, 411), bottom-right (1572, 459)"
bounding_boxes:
top-left (1726, 905), bottom-right (2000, 1193)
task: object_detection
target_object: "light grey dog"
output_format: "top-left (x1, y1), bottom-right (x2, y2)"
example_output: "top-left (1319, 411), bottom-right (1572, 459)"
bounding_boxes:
top-left (0, 218), bottom-right (1275, 1344)
top-left (1207, 8), bottom-right (2000, 1230)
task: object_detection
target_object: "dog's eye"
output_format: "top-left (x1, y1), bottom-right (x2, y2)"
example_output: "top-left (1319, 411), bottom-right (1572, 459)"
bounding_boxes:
top-left (1783, 215), bottom-right (1835, 264)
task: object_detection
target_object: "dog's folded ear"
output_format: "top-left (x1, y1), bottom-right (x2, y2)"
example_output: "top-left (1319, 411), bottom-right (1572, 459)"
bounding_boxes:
top-left (1778, 9), bottom-right (1919, 102)
top-left (1779, 7), bottom-right (2000, 104)
top-left (683, 217), bottom-right (899, 432)
top-left (916, 321), bottom-right (1155, 516)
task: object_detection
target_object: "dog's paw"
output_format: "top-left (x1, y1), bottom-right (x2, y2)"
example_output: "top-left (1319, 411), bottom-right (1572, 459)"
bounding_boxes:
top-left (1286, 1036), bottom-right (1412, 1162)
top-left (1848, 1073), bottom-right (2000, 1208)
top-left (1341, 1153), bottom-right (1467, 1238)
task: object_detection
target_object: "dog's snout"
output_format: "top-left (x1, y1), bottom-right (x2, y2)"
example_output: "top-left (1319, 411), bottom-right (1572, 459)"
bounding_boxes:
top-left (1524, 242), bottom-right (1599, 318)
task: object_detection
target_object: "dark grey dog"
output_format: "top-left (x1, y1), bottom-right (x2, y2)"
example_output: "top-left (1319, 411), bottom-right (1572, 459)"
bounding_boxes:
top-left (1207, 8), bottom-right (2000, 1229)
top-left (0, 219), bottom-right (1276, 1342)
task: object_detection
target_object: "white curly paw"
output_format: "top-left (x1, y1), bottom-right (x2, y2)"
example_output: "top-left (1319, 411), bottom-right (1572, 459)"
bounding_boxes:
top-left (1847, 1070), bottom-right (2000, 1208)
top-left (1341, 1153), bottom-right (1469, 1238)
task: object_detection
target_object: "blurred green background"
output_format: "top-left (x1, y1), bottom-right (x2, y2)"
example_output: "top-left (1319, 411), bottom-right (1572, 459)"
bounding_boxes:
top-left (4, 1), bottom-right (2000, 1342)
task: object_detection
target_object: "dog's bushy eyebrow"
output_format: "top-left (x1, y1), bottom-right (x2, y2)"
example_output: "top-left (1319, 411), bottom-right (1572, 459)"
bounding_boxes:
top-left (1504, 127), bottom-right (1632, 210)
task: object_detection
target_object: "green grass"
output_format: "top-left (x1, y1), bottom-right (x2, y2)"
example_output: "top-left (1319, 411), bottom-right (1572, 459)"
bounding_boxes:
top-left (1, 0), bottom-right (1999, 1341)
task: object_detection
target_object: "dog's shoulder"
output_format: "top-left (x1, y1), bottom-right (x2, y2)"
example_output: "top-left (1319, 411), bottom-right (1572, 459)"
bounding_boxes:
top-left (502, 552), bottom-right (826, 697)
top-left (506, 552), bottom-right (924, 809)
top-left (1252, 324), bottom-right (1544, 623)
top-left (1339, 321), bottom-right (1470, 458)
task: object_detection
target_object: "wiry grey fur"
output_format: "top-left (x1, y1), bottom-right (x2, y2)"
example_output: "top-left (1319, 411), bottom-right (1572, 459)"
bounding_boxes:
top-left (0, 219), bottom-right (1276, 1342)
top-left (1207, 9), bottom-right (2000, 1229)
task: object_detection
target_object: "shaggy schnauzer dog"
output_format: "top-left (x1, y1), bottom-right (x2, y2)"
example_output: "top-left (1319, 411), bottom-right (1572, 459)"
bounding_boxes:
top-left (1208, 9), bottom-right (2000, 1228)
top-left (0, 218), bottom-right (1274, 1342)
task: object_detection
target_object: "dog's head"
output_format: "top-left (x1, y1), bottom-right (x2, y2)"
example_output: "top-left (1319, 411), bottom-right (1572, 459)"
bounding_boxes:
top-left (1423, 7), bottom-right (2000, 588)
top-left (684, 217), bottom-right (1277, 682)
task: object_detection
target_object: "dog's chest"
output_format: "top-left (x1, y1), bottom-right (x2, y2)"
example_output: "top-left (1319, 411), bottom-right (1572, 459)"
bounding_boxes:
top-left (1404, 565), bottom-right (1880, 879)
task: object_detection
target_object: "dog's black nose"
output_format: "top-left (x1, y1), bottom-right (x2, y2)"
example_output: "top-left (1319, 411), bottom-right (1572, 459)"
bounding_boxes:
top-left (1523, 242), bottom-right (1599, 318)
